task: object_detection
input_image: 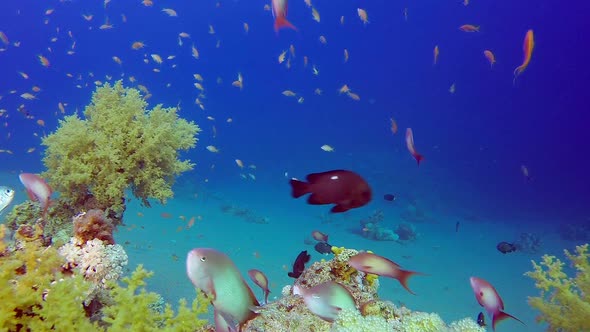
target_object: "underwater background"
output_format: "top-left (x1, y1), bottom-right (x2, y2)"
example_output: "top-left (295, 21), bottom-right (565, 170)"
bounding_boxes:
top-left (1, 0), bottom-right (589, 331)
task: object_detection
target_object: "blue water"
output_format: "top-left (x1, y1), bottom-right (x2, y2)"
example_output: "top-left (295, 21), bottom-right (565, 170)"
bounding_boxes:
top-left (1, 0), bottom-right (589, 331)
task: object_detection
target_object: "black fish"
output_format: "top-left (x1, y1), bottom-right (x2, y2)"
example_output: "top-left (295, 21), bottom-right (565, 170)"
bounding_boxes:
top-left (288, 250), bottom-right (311, 278)
top-left (496, 241), bottom-right (518, 254)
top-left (383, 194), bottom-right (395, 201)
top-left (477, 312), bottom-right (486, 327)
top-left (455, 221), bottom-right (460, 233)
top-left (314, 242), bottom-right (333, 254)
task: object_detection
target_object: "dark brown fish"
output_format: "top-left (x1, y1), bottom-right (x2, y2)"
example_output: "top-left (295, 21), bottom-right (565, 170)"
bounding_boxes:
top-left (289, 170), bottom-right (372, 213)
top-left (496, 241), bottom-right (517, 254)
top-left (288, 250), bottom-right (311, 279)
top-left (477, 312), bottom-right (486, 327)
top-left (314, 242), bottom-right (333, 255)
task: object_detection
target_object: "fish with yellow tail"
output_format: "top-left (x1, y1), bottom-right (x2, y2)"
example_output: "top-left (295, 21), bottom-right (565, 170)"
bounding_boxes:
top-left (348, 252), bottom-right (425, 294)
top-left (187, 248), bottom-right (259, 331)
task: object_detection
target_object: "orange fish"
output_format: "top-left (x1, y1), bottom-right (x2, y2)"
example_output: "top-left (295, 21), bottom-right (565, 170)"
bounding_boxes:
top-left (247, 269), bottom-right (271, 305)
top-left (272, 0), bottom-right (296, 32)
top-left (513, 29), bottom-right (534, 85)
top-left (483, 50), bottom-right (496, 68)
top-left (405, 128), bottom-right (424, 165)
top-left (433, 45), bottom-right (439, 65)
top-left (389, 117), bottom-right (398, 134)
top-left (349, 252), bottom-right (424, 295)
top-left (459, 24), bottom-right (480, 32)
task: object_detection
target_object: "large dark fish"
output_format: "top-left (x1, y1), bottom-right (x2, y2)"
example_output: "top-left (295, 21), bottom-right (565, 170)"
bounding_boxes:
top-left (496, 241), bottom-right (518, 254)
top-left (289, 170), bottom-right (372, 213)
top-left (288, 250), bottom-right (311, 278)
top-left (314, 242), bottom-right (333, 255)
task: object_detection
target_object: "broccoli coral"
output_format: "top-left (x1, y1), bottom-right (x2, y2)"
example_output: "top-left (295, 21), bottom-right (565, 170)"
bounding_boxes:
top-left (42, 81), bottom-right (200, 214)
top-left (525, 243), bottom-right (590, 331)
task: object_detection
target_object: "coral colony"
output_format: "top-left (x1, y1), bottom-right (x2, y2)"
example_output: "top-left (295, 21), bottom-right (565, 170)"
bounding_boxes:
top-left (1, 82), bottom-right (589, 331)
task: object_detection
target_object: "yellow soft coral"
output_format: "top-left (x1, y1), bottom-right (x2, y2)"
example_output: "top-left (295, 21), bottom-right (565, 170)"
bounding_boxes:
top-left (525, 243), bottom-right (590, 331)
top-left (0, 225), bottom-right (96, 331)
top-left (42, 81), bottom-right (200, 214)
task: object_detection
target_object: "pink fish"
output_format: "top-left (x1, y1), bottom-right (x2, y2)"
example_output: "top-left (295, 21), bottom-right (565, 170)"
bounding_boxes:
top-left (405, 128), bottom-right (424, 165)
top-left (247, 269), bottom-right (271, 305)
top-left (272, 0), bottom-right (297, 32)
top-left (292, 281), bottom-right (357, 322)
top-left (470, 277), bottom-right (524, 331)
top-left (186, 248), bottom-right (259, 331)
top-left (19, 173), bottom-right (52, 218)
top-left (349, 252), bottom-right (424, 294)
top-left (311, 230), bottom-right (328, 242)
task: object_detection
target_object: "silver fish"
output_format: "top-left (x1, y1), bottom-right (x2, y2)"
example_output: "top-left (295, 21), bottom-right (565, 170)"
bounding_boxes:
top-left (0, 186), bottom-right (15, 214)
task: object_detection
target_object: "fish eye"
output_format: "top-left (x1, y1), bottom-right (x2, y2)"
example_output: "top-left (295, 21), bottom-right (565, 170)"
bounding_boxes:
top-left (200, 256), bottom-right (206, 262)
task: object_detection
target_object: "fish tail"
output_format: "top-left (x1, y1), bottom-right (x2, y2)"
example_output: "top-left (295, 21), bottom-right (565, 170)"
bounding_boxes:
top-left (274, 16), bottom-right (297, 32)
top-left (414, 153), bottom-right (424, 166)
top-left (289, 179), bottom-right (310, 198)
top-left (492, 310), bottom-right (524, 331)
top-left (396, 269), bottom-right (424, 295)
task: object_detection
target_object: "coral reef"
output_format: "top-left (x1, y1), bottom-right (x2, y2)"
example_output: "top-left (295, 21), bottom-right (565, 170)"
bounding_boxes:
top-left (525, 243), bottom-right (590, 331)
top-left (73, 209), bottom-right (115, 245)
top-left (59, 237), bottom-right (128, 305)
top-left (0, 223), bottom-right (212, 331)
top-left (514, 232), bottom-right (542, 253)
top-left (394, 222), bottom-right (419, 242)
top-left (243, 246), bottom-right (483, 331)
top-left (360, 210), bottom-right (400, 241)
top-left (42, 80), bottom-right (200, 214)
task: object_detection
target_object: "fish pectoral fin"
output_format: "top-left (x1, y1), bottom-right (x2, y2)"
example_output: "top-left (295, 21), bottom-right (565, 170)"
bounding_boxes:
top-left (307, 194), bottom-right (325, 205)
top-left (330, 204), bottom-right (350, 213)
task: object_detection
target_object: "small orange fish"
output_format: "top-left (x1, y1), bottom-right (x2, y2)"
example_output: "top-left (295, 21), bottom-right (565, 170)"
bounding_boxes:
top-left (513, 29), bottom-right (534, 85)
top-left (357, 8), bottom-right (369, 25)
top-left (390, 117), bottom-right (398, 134)
top-left (433, 45), bottom-right (439, 65)
top-left (187, 216), bottom-right (195, 229)
top-left (161, 212), bottom-right (173, 219)
top-left (483, 50), bottom-right (496, 68)
top-left (38, 55), bottom-right (50, 67)
top-left (459, 24), bottom-right (480, 32)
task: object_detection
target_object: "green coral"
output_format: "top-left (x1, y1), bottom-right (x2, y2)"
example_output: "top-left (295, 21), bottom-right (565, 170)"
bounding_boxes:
top-left (42, 81), bottom-right (200, 214)
top-left (525, 243), bottom-right (590, 331)
top-left (0, 224), bottom-right (96, 331)
top-left (0, 225), bottom-right (211, 331)
top-left (101, 265), bottom-right (210, 331)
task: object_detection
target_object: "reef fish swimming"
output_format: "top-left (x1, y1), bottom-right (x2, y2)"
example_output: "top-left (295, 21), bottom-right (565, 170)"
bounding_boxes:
top-left (186, 248), bottom-right (259, 331)
top-left (288, 250), bottom-right (311, 278)
top-left (289, 170), bottom-right (372, 213)
top-left (0, 186), bottom-right (15, 214)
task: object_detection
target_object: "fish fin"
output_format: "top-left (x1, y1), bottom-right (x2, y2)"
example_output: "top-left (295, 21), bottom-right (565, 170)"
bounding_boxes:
top-left (214, 309), bottom-right (239, 332)
top-left (492, 310), bottom-right (525, 331)
top-left (307, 193), bottom-right (324, 205)
top-left (330, 204), bottom-right (350, 213)
top-left (413, 153), bottom-right (424, 165)
top-left (396, 269), bottom-right (424, 295)
top-left (289, 179), bottom-right (310, 198)
top-left (25, 188), bottom-right (37, 202)
top-left (274, 16), bottom-right (297, 32)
